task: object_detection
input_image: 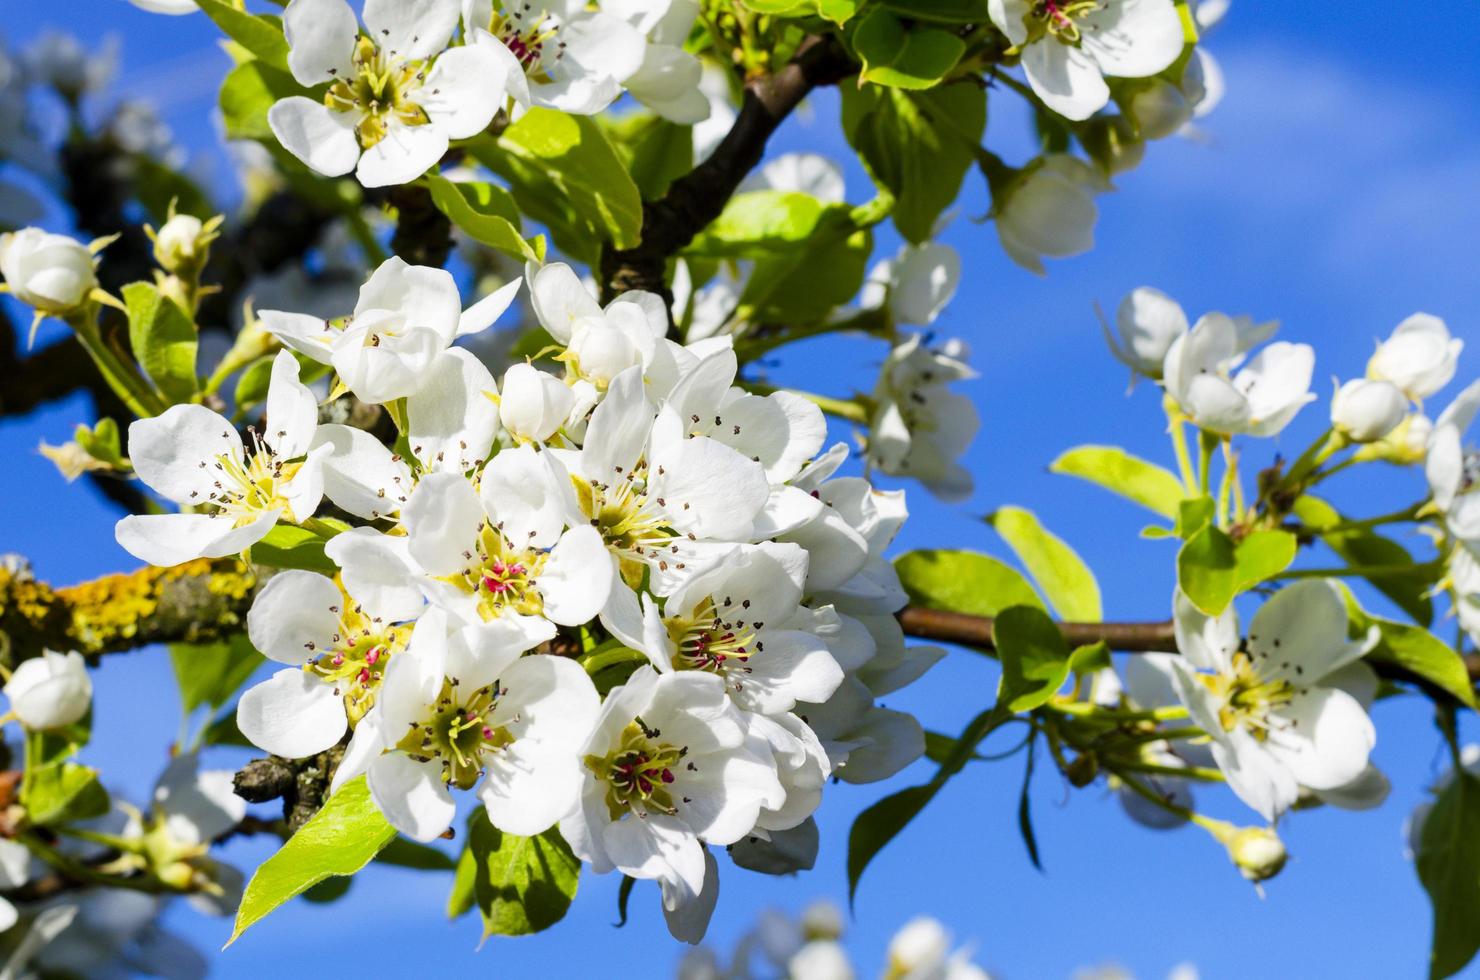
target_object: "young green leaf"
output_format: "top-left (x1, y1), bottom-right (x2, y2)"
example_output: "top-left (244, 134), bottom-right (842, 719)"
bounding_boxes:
top-left (1294, 495), bottom-right (1434, 625)
top-left (466, 810), bottom-right (581, 939)
top-left (219, 59), bottom-right (298, 142)
top-left (123, 282), bottom-right (198, 405)
top-left (1344, 592), bottom-right (1476, 709)
top-left (1049, 445), bottom-right (1185, 519)
top-left (894, 549), bottom-right (1046, 619)
top-left (248, 525), bottom-right (336, 574)
top-left (853, 8), bottom-right (966, 90)
top-left (170, 633), bottom-right (264, 715)
top-left (988, 506), bottom-right (1102, 621)
top-left (423, 174), bottom-right (543, 264)
top-left (992, 605), bottom-right (1072, 712)
top-left (195, 0), bottom-right (290, 73)
top-left (1417, 770), bottom-right (1480, 978)
top-left (1176, 523), bottom-right (1237, 614)
top-left (228, 776), bottom-right (397, 945)
top-left (23, 762), bottom-right (109, 827)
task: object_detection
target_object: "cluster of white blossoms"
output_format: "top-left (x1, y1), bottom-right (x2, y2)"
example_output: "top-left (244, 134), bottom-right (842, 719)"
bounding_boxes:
top-left (1091, 286), bottom-right (1475, 836)
top-left (679, 900), bottom-right (990, 980)
top-left (111, 257), bottom-right (943, 942)
top-left (268, 0), bottom-right (708, 187)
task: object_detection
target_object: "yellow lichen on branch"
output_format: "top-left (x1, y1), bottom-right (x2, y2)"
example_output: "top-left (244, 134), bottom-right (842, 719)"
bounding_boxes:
top-left (0, 559), bottom-right (260, 662)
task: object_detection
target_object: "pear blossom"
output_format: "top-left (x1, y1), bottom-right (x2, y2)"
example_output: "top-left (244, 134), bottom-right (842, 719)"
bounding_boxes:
top-left (269, 0), bottom-right (504, 187)
top-left (259, 256), bottom-right (521, 403)
top-left (1330, 378), bottom-right (1406, 443)
top-left (559, 666), bottom-right (784, 942)
top-left (988, 0), bottom-right (1184, 121)
top-left (558, 365), bottom-right (770, 598)
top-left (115, 351), bottom-right (329, 566)
top-left (466, 0), bottom-right (646, 117)
top-left (528, 261), bottom-right (674, 394)
top-left (236, 545), bottom-right (423, 759)
top-left (994, 155), bottom-right (1108, 275)
top-left (1102, 286), bottom-right (1188, 379)
top-left (1450, 548), bottom-right (1480, 647)
top-left (1162, 312), bottom-right (1314, 437)
top-left (0, 227), bottom-right (99, 317)
top-left (4, 650), bottom-right (91, 730)
top-left (606, 542), bottom-right (844, 715)
top-left (861, 241), bottom-right (962, 328)
top-left (398, 454), bottom-right (612, 640)
top-left (1367, 313), bottom-right (1463, 401)
top-left (1426, 380), bottom-right (1480, 550)
top-left (729, 819), bottom-right (820, 876)
top-left (867, 333), bottom-right (979, 501)
top-left (344, 608), bottom-right (600, 841)
top-left (1127, 79), bottom-right (1192, 141)
top-left (499, 361), bottom-right (577, 444)
top-left (1353, 410), bottom-right (1432, 466)
top-left (126, 0), bottom-right (198, 13)
top-left (609, 0), bottom-right (711, 124)
top-left (0, 838), bottom-right (31, 932)
top-left (1167, 582), bottom-right (1380, 821)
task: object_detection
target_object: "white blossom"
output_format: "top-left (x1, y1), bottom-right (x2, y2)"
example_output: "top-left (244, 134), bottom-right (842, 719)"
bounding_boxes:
top-left (1426, 380), bottom-right (1480, 551)
top-left (1367, 313), bottom-right (1463, 402)
top-left (4, 650), bottom-right (91, 730)
top-left (0, 227), bottom-right (99, 317)
top-left (868, 334), bottom-right (979, 501)
top-left (1162, 312), bottom-right (1314, 437)
top-left (988, 0), bottom-right (1184, 121)
top-left (995, 155), bottom-right (1108, 275)
top-left (1330, 378), bottom-right (1406, 443)
top-left (1103, 286), bottom-right (1188, 379)
top-left (270, 0), bottom-right (504, 187)
top-left (861, 242), bottom-right (961, 328)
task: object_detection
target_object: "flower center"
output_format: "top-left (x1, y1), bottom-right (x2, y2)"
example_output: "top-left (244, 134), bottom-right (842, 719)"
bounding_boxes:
top-left (200, 427), bottom-right (302, 524)
top-left (585, 719), bottom-right (687, 821)
top-left (665, 595), bottom-right (761, 689)
top-left (489, 5), bottom-right (565, 79)
top-left (324, 37), bottom-right (430, 149)
top-left (394, 677), bottom-right (514, 790)
top-left (440, 523), bottom-right (549, 620)
top-left (1028, 0), bottom-right (1101, 43)
top-left (1201, 651), bottom-right (1295, 740)
top-left (573, 469), bottom-right (678, 589)
top-left (304, 595), bottom-right (406, 724)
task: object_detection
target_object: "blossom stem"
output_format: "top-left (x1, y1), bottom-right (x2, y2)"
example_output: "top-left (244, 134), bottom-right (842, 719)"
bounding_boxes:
top-left (17, 832), bottom-right (172, 896)
top-left (65, 309), bottom-right (167, 418)
top-left (1197, 429), bottom-right (1217, 497)
top-left (1115, 770), bottom-right (1233, 838)
top-left (1043, 700), bottom-right (1189, 723)
top-left (581, 646), bottom-right (648, 676)
top-left (733, 307), bottom-right (889, 362)
top-left (1169, 416), bottom-right (1197, 493)
top-left (742, 382), bottom-right (870, 424)
top-left (1308, 503), bottom-right (1422, 535)
top-left (56, 826), bottom-right (147, 855)
top-left (1277, 428), bottom-right (1341, 492)
top-left (1109, 760), bottom-right (1226, 783)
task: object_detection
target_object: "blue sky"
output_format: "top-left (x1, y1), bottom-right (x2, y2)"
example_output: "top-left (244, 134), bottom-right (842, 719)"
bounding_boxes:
top-left (2, 2), bottom-right (1479, 977)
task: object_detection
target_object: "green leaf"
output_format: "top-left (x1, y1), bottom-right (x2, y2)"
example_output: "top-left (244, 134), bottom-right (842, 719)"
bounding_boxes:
top-left (615, 874), bottom-right (636, 926)
top-left (1068, 641), bottom-right (1112, 676)
top-left (481, 109), bottom-right (642, 263)
top-left (248, 525), bottom-right (336, 573)
top-left (1176, 524), bottom-right (1236, 614)
top-left (123, 282), bottom-right (198, 404)
top-left (607, 114), bottom-right (693, 201)
top-left (1017, 738), bottom-right (1041, 870)
top-left (301, 876), bottom-right (353, 903)
top-left (1344, 593), bottom-right (1476, 709)
top-left (993, 605), bottom-right (1071, 712)
top-left (894, 549), bottom-right (1046, 619)
top-left (1049, 445), bottom-right (1185, 520)
top-left (74, 418), bottom-right (122, 466)
top-left (841, 82), bottom-right (985, 243)
top-left (447, 843), bottom-right (477, 920)
top-left (738, 212), bottom-right (873, 324)
top-left (740, 0), bottom-right (806, 10)
top-left (1417, 769), bottom-right (1480, 978)
top-left (688, 190), bottom-right (828, 257)
top-left (466, 810), bottom-right (581, 939)
top-left (1233, 529), bottom-right (1297, 591)
top-left (229, 776), bottom-right (397, 945)
top-left (816, 0), bottom-right (863, 23)
top-left (170, 633), bottom-right (264, 715)
top-left (423, 174), bottom-right (543, 264)
top-left (988, 506), bottom-right (1101, 621)
top-left (23, 762), bottom-right (109, 826)
top-left (1176, 496), bottom-right (1216, 539)
top-left (1294, 495), bottom-right (1434, 625)
top-left (196, 0), bottom-right (290, 72)
top-left (853, 8), bottom-right (966, 90)
top-left (219, 59), bottom-right (299, 142)
top-left (201, 711), bottom-right (255, 748)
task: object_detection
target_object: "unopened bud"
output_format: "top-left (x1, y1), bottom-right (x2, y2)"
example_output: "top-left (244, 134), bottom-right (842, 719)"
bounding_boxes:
top-left (1227, 826), bottom-right (1287, 883)
top-left (1080, 115), bottom-right (1145, 176)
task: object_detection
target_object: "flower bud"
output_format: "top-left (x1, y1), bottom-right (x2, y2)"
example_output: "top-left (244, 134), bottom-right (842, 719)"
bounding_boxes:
top-left (1367, 313), bottom-right (1462, 401)
top-left (4, 650), bottom-right (91, 730)
top-left (1353, 412), bottom-right (1431, 465)
top-left (1128, 79), bottom-right (1192, 141)
top-left (1079, 116), bottom-right (1145, 176)
top-left (152, 213), bottom-right (210, 274)
top-left (39, 440), bottom-right (110, 482)
top-left (1331, 378), bottom-right (1406, 442)
top-left (0, 228), bottom-right (98, 316)
top-left (801, 900), bottom-right (844, 941)
top-left (993, 155), bottom-right (1109, 275)
top-left (1226, 826), bottom-right (1287, 883)
top-left (499, 362), bottom-right (577, 443)
top-left (887, 917), bottom-right (950, 975)
top-left (788, 940), bottom-right (854, 980)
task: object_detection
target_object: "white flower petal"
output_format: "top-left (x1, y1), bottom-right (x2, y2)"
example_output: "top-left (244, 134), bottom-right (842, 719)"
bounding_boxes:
top-left (368, 753), bottom-right (457, 842)
top-left (362, 0), bottom-right (459, 63)
top-left (268, 97), bottom-right (361, 178)
top-left (283, 0), bottom-right (358, 87)
top-left (236, 668), bottom-right (347, 758)
top-left (247, 570), bottom-right (341, 665)
top-left (115, 511), bottom-right (277, 566)
top-left (536, 526), bottom-right (614, 626)
top-left (407, 348), bottom-right (499, 472)
top-left (355, 120), bottom-right (449, 187)
top-left (128, 404), bottom-right (243, 507)
top-left (402, 470), bottom-right (483, 575)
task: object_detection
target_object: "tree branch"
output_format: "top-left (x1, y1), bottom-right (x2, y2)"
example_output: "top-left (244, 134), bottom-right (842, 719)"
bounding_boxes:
top-left (897, 606), bottom-right (1480, 688)
top-left (0, 558), bottom-right (260, 663)
top-left (598, 33), bottom-right (857, 305)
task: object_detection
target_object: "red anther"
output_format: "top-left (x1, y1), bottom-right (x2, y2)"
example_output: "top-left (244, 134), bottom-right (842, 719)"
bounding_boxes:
top-left (358, 668), bottom-right (371, 685)
top-left (660, 769), bottom-right (675, 784)
top-left (482, 726), bottom-right (495, 739)
top-left (366, 647), bottom-right (381, 665)
top-left (332, 653), bottom-right (345, 667)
